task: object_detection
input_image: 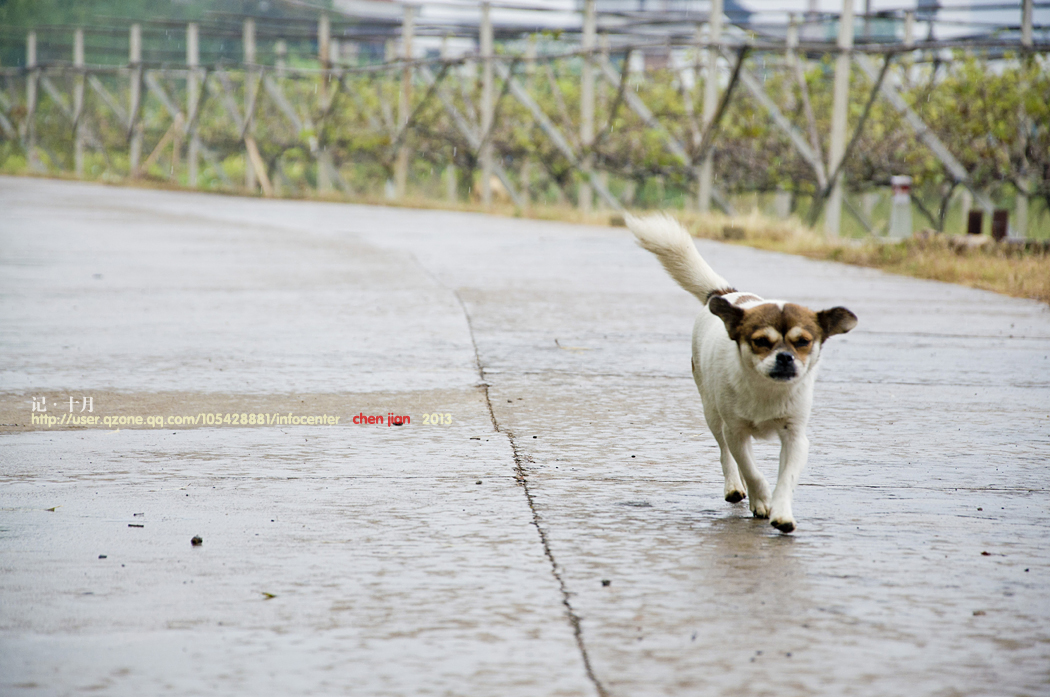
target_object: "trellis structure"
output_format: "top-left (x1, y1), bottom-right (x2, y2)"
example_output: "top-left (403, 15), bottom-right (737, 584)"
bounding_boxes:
top-left (1, 0), bottom-right (1047, 237)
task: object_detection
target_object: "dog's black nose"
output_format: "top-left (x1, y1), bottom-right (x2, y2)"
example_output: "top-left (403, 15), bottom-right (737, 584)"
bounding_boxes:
top-left (776, 352), bottom-right (794, 366)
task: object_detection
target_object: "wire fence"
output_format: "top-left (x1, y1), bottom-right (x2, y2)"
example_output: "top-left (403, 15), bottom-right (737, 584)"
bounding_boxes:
top-left (1, 0), bottom-right (1048, 239)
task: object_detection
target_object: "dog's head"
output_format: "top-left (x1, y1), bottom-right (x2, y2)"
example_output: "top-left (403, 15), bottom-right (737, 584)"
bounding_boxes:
top-left (709, 296), bottom-right (857, 383)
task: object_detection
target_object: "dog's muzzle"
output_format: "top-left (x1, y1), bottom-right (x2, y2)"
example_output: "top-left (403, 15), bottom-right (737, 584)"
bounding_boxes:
top-left (769, 352), bottom-right (797, 381)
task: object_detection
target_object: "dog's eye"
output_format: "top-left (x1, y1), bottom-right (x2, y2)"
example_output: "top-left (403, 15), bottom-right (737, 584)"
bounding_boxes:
top-left (793, 337), bottom-right (811, 348)
top-left (752, 337), bottom-right (773, 350)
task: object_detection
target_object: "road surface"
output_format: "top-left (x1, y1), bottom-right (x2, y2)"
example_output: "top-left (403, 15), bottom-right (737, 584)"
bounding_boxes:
top-left (2, 177), bottom-right (1048, 696)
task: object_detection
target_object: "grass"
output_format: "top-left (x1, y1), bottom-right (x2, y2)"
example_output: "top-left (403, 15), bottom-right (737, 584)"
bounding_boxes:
top-left (664, 209), bottom-right (1050, 305)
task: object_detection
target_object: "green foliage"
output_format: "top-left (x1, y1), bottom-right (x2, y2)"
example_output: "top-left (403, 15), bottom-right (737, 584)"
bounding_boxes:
top-left (1, 45), bottom-right (1047, 235)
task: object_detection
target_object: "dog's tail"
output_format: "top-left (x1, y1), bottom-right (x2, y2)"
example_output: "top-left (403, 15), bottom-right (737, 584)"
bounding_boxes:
top-left (625, 213), bottom-right (733, 302)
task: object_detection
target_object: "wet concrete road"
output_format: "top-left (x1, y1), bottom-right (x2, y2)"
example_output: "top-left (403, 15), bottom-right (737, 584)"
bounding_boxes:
top-left (2, 177), bottom-right (1049, 696)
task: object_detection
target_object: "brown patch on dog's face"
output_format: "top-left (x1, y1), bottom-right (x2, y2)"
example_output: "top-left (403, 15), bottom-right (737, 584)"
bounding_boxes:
top-left (712, 302), bottom-right (855, 382)
top-left (732, 303), bottom-right (817, 358)
top-left (709, 298), bottom-right (857, 382)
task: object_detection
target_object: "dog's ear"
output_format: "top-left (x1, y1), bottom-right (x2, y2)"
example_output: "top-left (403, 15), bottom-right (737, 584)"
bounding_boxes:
top-left (709, 296), bottom-right (745, 340)
top-left (817, 307), bottom-right (858, 338)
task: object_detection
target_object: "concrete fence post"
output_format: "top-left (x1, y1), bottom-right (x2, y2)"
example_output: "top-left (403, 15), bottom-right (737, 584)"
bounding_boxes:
top-left (579, 0), bottom-right (595, 214)
top-left (26, 31), bottom-right (40, 171)
top-left (1021, 0), bottom-right (1033, 48)
top-left (442, 34), bottom-right (457, 203)
top-left (698, 0), bottom-right (722, 212)
top-left (186, 22), bottom-right (200, 188)
top-left (129, 23), bottom-right (143, 176)
top-left (73, 29), bottom-right (85, 178)
top-left (824, 0), bottom-right (853, 237)
top-left (1018, 0), bottom-right (1033, 237)
top-left (395, 4), bottom-right (414, 199)
top-left (518, 33), bottom-right (538, 211)
top-left (317, 14), bottom-right (332, 193)
top-left (480, 1), bottom-right (493, 207)
top-left (244, 18), bottom-right (257, 192)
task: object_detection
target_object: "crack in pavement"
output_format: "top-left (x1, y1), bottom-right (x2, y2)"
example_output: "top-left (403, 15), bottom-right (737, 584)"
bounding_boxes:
top-left (452, 289), bottom-right (610, 697)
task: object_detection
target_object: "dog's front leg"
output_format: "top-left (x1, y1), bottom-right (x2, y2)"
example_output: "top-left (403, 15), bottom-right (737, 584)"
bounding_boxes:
top-left (724, 427), bottom-right (772, 518)
top-left (705, 412), bottom-right (747, 503)
top-left (769, 424), bottom-right (809, 533)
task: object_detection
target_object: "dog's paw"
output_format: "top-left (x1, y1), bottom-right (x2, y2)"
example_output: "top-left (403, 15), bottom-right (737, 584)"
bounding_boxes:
top-left (724, 490), bottom-right (747, 504)
top-left (771, 518), bottom-right (796, 533)
top-left (750, 499), bottom-right (771, 519)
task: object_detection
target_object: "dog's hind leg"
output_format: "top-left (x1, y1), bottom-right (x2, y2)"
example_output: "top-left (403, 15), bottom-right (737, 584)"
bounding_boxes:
top-left (769, 424), bottom-right (809, 533)
top-left (707, 414), bottom-right (746, 503)
top-left (724, 427), bottom-right (772, 518)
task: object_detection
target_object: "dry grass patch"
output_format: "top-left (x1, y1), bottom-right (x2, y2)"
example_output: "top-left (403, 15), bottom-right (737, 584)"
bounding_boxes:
top-left (640, 210), bottom-right (1050, 305)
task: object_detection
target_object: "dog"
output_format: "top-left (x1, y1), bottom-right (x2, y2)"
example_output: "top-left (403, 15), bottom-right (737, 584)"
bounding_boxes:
top-left (626, 214), bottom-right (857, 533)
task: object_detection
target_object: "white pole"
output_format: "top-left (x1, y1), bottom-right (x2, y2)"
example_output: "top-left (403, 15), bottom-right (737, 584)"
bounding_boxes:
top-left (395, 5), bottom-right (414, 199)
top-left (824, 0), bottom-right (854, 237)
top-left (244, 18), bottom-right (257, 192)
top-left (317, 15), bottom-right (332, 193)
top-left (187, 23), bottom-right (200, 188)
top-left (699, 0), bottom-right (722, 212)
top-left (1022, 0), bottom-right (1033, 48)
top-left (480, 2), bottom-right (493, 207)
top-left (579, 0), bottom-right (595, 214)
top-left (74, 29), bottom-right (85, 178)
top-left (129, 24), bottom-right (143, 176)
top-left (26, 31), bottom-right (39, 171)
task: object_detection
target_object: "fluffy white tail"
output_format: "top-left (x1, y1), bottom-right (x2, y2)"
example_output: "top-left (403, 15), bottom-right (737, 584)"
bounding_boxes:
top-left (625, 214), bottom-right (732, 302)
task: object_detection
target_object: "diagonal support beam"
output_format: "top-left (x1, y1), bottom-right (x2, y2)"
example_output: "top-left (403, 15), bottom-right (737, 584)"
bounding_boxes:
top-left (598, 56), bottom-right (689, 165)
top-left (87, 76), bottom-right (128, 127)
top-left (39, 76), bottom-right (73, 121)
top-left (496, 61), bottom-right (622, 212)
top-left (597, 54), bottom-right (738, 215)
top-left (855, 54), bottom-right (993, 211)
top-left (389, 63), bottom-right (449, 155)
top-left (692, 47), bottom-right (747, 170)
top-left (143, 71), bottom-right (184, 121)
top-left (418, 64), bottom-right (524, 209)
top-left (262, 74), bottom-right (304, 133)
top-left (725, 50), bottom-right (827, 188)
top-left (212, 70), bottom-right (246, 133)
top-left (808, 55), bottom-right (893, 226)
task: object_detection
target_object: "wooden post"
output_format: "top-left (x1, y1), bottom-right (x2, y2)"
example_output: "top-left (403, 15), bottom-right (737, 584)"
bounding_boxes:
top-left (904, 11), bottom-right (915, 47)
top-left (579, 0), bottom-right (595, 214)
top-left (129, 24), bottom-right (143, 176)
top-left (73, 29), bottom-right (85, 177)
top-left (187, 23), bottom-right (200, 188)
top-left (519, 33), bottom-right (538, 210)
top-left (1018, 0), bottom-right (1033, 236)
top-left (480, 2), bottom-right (493, 207)
top-left (442, 34), bottom-right (457, 203)
top-left (25, 31), bottom-right (40, 171)
top-left (395, 4), bottom-right (414, 199)
top-left (698, 0), bottom-right (722, 212)
top-left (243, 18), bottom-right (257, 192)
top-left (317, 15), bottom-right (332, 193)
top-left (824, 0), bottom-right (853, 237)
top-left (1021, 0), bottom-right (1033, 48)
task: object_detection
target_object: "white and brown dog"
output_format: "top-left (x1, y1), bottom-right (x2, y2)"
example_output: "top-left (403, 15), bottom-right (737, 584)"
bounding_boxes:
top-left (627, 214), bottom-right (857, 533)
